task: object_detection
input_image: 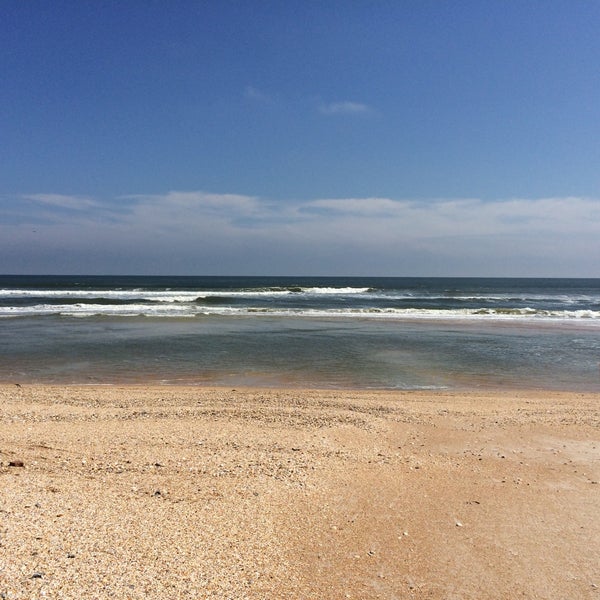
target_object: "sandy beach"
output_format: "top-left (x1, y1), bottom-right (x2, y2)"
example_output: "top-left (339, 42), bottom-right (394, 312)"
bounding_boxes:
top-left (1, 385), bottom-right (598, 599)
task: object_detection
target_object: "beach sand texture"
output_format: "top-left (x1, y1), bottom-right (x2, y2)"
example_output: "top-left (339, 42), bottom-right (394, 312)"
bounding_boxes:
top-left (1, 385), bottom-right (598, 599)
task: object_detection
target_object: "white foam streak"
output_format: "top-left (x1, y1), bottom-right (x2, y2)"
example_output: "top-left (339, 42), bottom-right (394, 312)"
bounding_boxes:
top-left (0, 286), bottom-right (373, 302)
top-left (303, 287), bottom-right (371, 294)
top-left (0, 288), bottom-right (201, 301)
top-left (2, 304), bottom-right (599, 323)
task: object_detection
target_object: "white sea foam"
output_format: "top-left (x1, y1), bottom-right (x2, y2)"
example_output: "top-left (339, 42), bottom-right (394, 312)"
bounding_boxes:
top-left (2, 286), bottom-right (599, 305)
top-left (2, 278), bottom-right (599, 326)
top-left (302, 287), bottom-right (371, 294)
top-left (0, 303), bottom-right (196, 318)
top-left (235, 307), bottom-right (600, 321)
top-left (0, 288), bottom-right (202, 302)
top-left (0, 286), bottom-right (372, 299)
top-left (2, 303), bottom-right (599, 323)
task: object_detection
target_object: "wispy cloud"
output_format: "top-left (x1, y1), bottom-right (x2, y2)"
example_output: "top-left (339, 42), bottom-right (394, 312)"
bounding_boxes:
top-left (124, 191), bottom-right (260, 215)
top-left (318, 101), bottom-right (372, 116)
top-left (302, 196), bottom-right (600, 235)
top-left (243, 85), bottom-right (272, 104)
top-left (243, 89), bottom-right (372, 116)
top-left (2, 192), bottom-right (599, 275)
top-left (24, 193), bottom-right (100, 210)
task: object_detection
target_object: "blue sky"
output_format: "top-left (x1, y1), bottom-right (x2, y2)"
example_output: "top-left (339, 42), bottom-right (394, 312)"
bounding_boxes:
top-left (1, 1), bottom-right (599, 276)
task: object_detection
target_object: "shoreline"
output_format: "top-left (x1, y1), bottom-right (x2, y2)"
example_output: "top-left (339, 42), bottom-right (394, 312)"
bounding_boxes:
top-left (4, 375), bottom-right (600, 393)
top-left (1, 384), bottom-right (599, 598)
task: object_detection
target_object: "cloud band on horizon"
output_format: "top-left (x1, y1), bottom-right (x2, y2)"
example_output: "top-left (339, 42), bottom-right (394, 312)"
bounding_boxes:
top-left (1, 191), bottom-right (598, 276)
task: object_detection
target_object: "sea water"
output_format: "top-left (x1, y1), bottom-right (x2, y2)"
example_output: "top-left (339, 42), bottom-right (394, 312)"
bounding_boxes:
top-left (1, 275), bottom-right (599, 390)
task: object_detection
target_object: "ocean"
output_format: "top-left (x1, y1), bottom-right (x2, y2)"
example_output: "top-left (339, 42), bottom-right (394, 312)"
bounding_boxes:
top-left (1, 275), bottom-right (599, 390)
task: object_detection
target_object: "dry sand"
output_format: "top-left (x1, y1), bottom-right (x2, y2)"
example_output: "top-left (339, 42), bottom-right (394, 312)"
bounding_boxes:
top-left (0, 384), bottom-right (598, 599)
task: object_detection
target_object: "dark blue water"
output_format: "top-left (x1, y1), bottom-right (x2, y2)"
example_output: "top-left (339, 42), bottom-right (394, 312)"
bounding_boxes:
top-left (1, 276), bottom-right (599, 390)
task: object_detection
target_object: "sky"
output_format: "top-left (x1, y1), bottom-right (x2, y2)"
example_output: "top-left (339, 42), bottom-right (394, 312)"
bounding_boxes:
top-left (1, 1), bottom-right (599, 276)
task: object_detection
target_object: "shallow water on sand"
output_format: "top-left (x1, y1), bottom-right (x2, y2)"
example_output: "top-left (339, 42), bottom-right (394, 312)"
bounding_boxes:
top-left (1, 314), bottom-right (599, 390)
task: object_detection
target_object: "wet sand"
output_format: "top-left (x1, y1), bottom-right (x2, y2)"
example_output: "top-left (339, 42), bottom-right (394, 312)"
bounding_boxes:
top-left (1, 385), bottom-right (598, 599)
